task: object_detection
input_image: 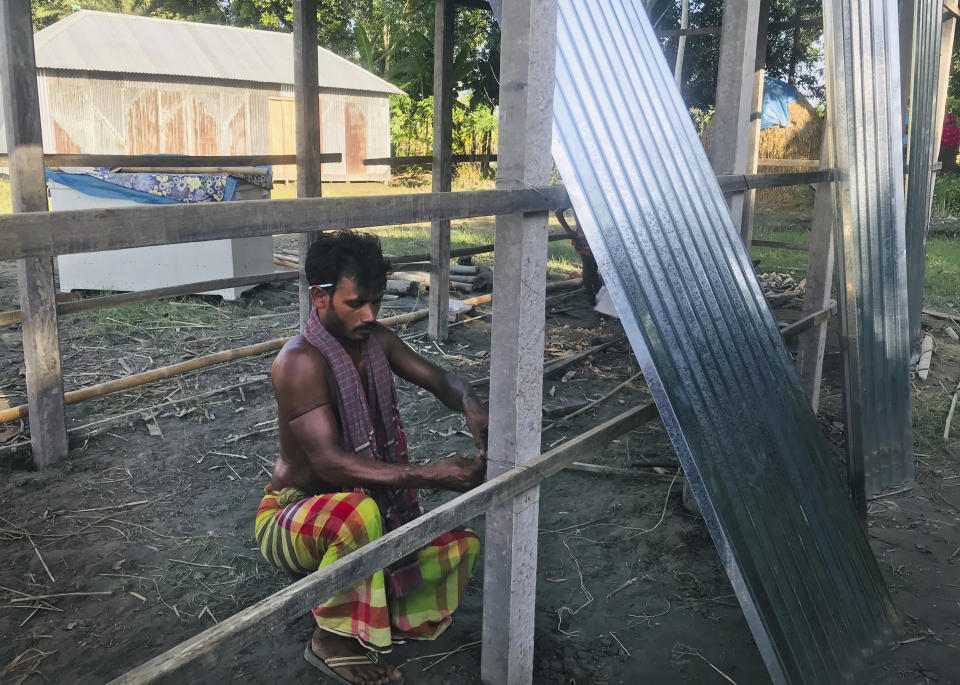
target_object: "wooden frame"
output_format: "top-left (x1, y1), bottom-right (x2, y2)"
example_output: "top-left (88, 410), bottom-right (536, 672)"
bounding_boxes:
top-left (1, 0), bottom-right (941, 681)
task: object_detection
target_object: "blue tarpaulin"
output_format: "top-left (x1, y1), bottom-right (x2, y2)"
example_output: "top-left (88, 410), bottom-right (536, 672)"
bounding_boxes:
top-left (761, 76), bottom-right (799, 130)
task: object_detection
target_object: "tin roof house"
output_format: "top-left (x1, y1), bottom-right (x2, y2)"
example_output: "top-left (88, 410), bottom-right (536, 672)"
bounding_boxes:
top-left (0, 10), bottom-right (402, 181)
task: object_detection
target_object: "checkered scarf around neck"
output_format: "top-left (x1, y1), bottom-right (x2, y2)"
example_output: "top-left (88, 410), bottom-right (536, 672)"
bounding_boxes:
top-left (302, 309), bottom-right (422, 532)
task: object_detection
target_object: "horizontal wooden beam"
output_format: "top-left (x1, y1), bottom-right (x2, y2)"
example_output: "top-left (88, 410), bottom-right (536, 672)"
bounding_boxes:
top-left (757, 158), bottom-right (821, 168)
top-left (781, 301), bottom-right (837, 340)
top-left (0, 153), bottom-right (342, 168)
top-left (945, 0), bottom-right (960, 19)
top-left (716, 170), bottom-right (832, 192)
top-left (751, 239), bottom-right (810, 252)
top-left (0, 270), bottom-right (298, 327)
top-left (106, 400), bottom-right (660, 685)
top-left (363, 154), bottom-right (498, 166)
top-left (0, 186), bottom-right (571, 261)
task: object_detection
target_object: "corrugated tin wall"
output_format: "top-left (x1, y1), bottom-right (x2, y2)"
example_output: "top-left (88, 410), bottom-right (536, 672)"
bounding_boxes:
top-left (28, 70), bottom-right (390, 182)
top-left (822, 0), bottom-right (913, 502)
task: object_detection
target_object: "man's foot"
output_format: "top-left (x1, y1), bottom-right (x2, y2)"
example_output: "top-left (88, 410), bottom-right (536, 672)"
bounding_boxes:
top-left (305, 626), bottom-right (402, 685)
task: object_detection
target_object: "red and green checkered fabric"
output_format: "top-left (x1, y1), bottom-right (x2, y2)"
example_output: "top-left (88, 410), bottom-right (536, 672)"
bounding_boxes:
top-left (256, 488), bottom-right (479, 651)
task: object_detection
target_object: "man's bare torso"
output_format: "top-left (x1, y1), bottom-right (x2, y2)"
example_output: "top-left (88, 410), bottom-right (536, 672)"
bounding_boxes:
top-left (270, 333), bottom-right (370, 494)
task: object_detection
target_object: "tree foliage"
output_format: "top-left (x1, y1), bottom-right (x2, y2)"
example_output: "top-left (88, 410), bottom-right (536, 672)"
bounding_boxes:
top-left (650, 0), bottom-right (824, 109)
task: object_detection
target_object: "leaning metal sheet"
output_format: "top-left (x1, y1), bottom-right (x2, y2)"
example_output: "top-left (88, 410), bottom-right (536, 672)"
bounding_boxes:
top-left (905, 0), bottom-right (942, 352)
top-left (822, 0), bottom-right (913, 502)
top-left (551, 2), bottom-right (897, 683)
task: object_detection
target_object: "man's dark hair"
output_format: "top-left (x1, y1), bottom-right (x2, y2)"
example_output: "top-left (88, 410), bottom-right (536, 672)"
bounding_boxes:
top-left (304, 230), bottom-right (390, 294)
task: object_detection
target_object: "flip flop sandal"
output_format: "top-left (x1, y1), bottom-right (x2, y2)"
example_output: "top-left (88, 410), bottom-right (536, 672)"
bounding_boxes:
top-left (303, 645), bottom-right (404, 685)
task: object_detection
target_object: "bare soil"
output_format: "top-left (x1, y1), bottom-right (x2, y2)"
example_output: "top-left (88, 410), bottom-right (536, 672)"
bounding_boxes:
top-left (0, 253), bottom-right (958, 685)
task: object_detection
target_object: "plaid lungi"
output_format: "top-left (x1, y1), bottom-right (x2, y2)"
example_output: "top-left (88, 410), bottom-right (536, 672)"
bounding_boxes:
top-left (255, 487), bottom-right (479, 651)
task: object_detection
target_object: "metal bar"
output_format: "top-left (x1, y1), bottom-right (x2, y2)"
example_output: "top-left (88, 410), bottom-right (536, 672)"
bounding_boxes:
top-left (429, 0), bottom-right (455, 341)
top-left (906, 0), bottom-right (947, 351)
top-left (0, 186), bottom-right (571, 261)
top-left (481, 0), bottom-right (557, 681)
top-left (293, 0), bottom-right (323, 328)
top-left (710, 0), bottom-right (761, 236)
top-left (823, 0), bottom-right (913, 505)
top-left (552, 2), bottom-right (897, 683)
top-left (0, 0), bottom-right (69, 468)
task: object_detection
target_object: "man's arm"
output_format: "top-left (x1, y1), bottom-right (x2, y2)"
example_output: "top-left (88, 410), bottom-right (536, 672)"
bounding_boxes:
top-left (375, 327), bottom-right (489, 453)
top-left (273, 344), bottom-right (483, 492)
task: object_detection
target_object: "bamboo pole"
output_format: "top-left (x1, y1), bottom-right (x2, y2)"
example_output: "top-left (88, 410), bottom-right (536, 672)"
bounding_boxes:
top-left (0, 279), bottom-right (583, 425)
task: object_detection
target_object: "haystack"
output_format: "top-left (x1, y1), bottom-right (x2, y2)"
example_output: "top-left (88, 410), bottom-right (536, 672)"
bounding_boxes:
top-left (702, 95), bottom-right (823, 205)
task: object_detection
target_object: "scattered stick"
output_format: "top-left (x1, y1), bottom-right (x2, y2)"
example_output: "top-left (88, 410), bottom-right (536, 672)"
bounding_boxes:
top-left (671, 644), bottom-right (739, 685)
top-left (542, 371), bottom-right (645, 431)
top-left (222, 459), bottom-right (242, 481)
top-left (917, 335), bottom-right (934, 381)
top-left (567, 462), bottom-right (677, 480)
top-left (604, 576), bottom-right (639, 600)
top-left (73, 500), bottom-right (149, 513)
top-left (169, 559), bottom-right (235, 572)
top-left (421, 640), bottom-right (481, 671)
top-left (944, 379), bottom-right (960, 441)
top-left (27, 535), bottom-right (55, 584)
top-left (10, 591), bottom-right (112, 603)
top-left (198, 605), bottom-right (218, 624)
top-left (609, 631), bottom-right (631, 657)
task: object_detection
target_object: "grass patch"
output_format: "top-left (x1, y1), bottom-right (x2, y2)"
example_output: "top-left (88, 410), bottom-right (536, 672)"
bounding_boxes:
top-left (925, 237), bottom-right (960, 311)
top-left (0, 179), bottom-right (10, 215)
top-left (913, 389), bottom-right (953, 443)
top-left (88, 297), bottom-right (266, 337)
top-left (361, 221), bottom-right (581, 277)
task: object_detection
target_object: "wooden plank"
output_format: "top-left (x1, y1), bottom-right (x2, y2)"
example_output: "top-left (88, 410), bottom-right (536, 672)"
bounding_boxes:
top-left (751, 239), bottom-right (810, 251)
top-left (0, 0), bottom-right (68, 468)
top-left (0, 186), bottom-right (571, 261)
top-left (429, 0), bottom-right (455, 341)
top-left (0, 271), bottom-right (298, 327)
top-left (740, 0), bottom-right (771, 247)
top-left (782, 301), bottom-right (837, 341)
top-left (293, 0), bottom-right (324, 328)
top-left (711, 0), bottom-right (762, 234)
top-left (362, 154), bottom-right (497, 166)
top-left (717, 169), bottom-right (832, 191)
top-left (481, 0), bottom-right (557, 682)
top-left (945, 0), bottom-right (960, 19)
top-left (106, 400), bottom-right (658, 685)
top-left (0, 153), bottom-right (341, 167)
top-left (933, 17), bottom-right (957, 155)
top-left (757, 158), bottom-right (821, 168)
top-left (795, 128), bottom-right (837, 412)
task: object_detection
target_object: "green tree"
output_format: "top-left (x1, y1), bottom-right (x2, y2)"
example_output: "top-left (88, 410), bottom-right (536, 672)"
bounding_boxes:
top-left (655, 0), bottom-right (824, 109)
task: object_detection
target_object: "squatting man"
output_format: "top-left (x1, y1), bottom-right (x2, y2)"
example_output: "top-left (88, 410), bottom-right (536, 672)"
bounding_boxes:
top-left (255, 231), bottom-right (488, 685)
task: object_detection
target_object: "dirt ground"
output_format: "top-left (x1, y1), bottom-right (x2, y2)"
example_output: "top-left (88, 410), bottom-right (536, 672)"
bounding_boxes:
top-left (0, 240), bottom-right (959, 685)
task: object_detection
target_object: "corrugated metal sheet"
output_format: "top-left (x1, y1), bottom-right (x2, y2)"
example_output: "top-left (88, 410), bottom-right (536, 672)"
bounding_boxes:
top-left (33, 10), bottom-right (402, 95)
top-left (822, 0), bottom-right (913, 501)
top-left (550, 1), bottom-right (897, 683)
top-left (905, 0), bottom-right (943, 350)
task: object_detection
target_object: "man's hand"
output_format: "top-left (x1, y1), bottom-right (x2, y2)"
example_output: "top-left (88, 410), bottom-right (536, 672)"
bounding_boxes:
top-left (429, 455), bottom-right (486, 492)
top-left (463, 397), bottom-right (489, 454)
